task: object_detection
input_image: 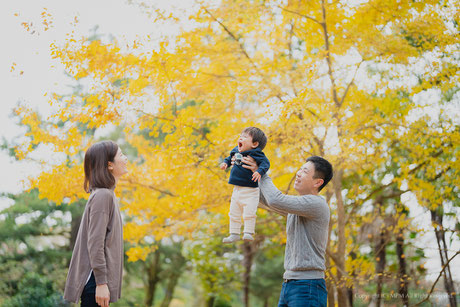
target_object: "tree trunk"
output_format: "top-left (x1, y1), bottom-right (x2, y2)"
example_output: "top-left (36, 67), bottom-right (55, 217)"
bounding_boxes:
top-left (347, 251), bottom-right (356, 307)
top-left (160, 270), bottom-right (180, 307)
top-left (160, 248), bottom-right (186, 307)
top-left (242, 241), bottom-right (256, 307)
top-left (431, 209), bottom-right (458, 307)
top-left (144, 248), bottom-right (161, 307)
top-left (325, 191), bottom-right (336, 307)
top-left (326, 252), bottom-right (336, 307)
top-left (375, 227), bottom-right (387, 307)
top-left (441, 235), bottom-right (458, 307)
top-left (319, 0), bottom-right (348, 302)
top-left (68, 202), bottom-right (85, 250)
top-left (67, 202), bottom-right (84, 266)
top-left (332, 169), bottom-right (348, 307)
top-left (206, 296), bottom-right (215, 307)
top-left (69, 214), bottom-right (81, 252)
top-left (396, 228), bottom-right (409, 306)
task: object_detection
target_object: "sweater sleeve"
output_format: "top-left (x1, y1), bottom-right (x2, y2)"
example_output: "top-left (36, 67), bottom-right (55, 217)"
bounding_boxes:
top-left (258, 190), bottom-right (288, 216)
top-left (259, 174), bottom-right (328, 219)
top-left (252, 153), bottom-right (270, 176)
top-left (87, 189), bottom-right (113, 285)
top-left (223, 146), bottom-right (239, 166)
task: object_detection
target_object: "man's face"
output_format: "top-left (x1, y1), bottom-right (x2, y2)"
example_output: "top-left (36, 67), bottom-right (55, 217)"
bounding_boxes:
top-left (294, 161), bottom-right (324, 195)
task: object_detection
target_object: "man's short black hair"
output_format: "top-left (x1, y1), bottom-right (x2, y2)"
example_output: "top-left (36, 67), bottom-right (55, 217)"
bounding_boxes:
top-left (243, 127), bottom-right (267, 150)
top-left (306, 156), bottom-right (333, 192)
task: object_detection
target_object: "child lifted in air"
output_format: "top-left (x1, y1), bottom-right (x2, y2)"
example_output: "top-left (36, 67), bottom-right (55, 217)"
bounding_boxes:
top-left (220, 127), bottom-right (270, 243)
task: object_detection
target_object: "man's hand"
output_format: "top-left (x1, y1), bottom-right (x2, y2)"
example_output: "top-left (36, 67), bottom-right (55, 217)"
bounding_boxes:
top-left (96, 284), bottom-right (110, 307)
top-left (241, 156), bottom-right (258, 172)
top-left (252, 171), bottom-right (261, 182)
top-left (220, 162), bottom-right (228, 170)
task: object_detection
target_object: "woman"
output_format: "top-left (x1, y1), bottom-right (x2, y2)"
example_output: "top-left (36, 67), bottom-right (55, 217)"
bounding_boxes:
top-left (64, 141), bottom-right (128, 307)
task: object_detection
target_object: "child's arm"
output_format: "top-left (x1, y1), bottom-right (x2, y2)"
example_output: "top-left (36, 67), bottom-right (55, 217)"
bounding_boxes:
top-left (250, 153), bottom-right (270, 182)
top-left (223, 146), bottom-right (239, 167)
top-left (253, 154), bottom-right (270, 176)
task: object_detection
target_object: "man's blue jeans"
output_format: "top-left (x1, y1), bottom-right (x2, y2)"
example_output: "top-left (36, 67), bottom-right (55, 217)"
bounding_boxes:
top-left (278, 279), bottom-right (327, 307)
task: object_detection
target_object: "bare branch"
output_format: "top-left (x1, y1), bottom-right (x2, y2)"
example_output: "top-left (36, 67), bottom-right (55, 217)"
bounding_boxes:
top-left (122, 178), bottom-right (176, 197)
top-left (345, 181), bottom-right (396, 224)
top-left (197, 2), bottom-right (289, 104)
top-left (320, 0), bottom-right (340, 108)
top-left (199, 6), bottom-right (255, 67)
top-left (339, 60), bottom-right (364, 106)
top-left (199, 71), bottom-right (236, 79)
top-left (135, 109), bottom-right (215, 146)
top-left (285, 174), bottom-right (296, 194)
top-left (326, 249), bottom-right (351, 279)
top-left (345, 148), bottom-right (447, 223)
top-left (161, 61), bottom-right (178, 116)
top-left (410, 250), bottom-right (460, 307)
top-left (276, 5), bottom-right (322, 25)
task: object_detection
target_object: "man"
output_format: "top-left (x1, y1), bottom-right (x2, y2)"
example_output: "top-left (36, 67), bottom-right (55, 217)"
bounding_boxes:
top-left (242, 155), bottom-right (333, 307)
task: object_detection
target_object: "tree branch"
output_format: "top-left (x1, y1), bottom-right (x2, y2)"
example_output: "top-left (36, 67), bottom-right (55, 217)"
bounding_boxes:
top-left (198, 2), bottom-right (287, 104)
top-left (198, 71), bottom-right (236, 79)
top-left (135, 109), bottom-right (215, 146)
top-left (339, 60), bottom-right (364, 106)
top-left (345, 181), bottom-right (396, 224)
top-left (276, 5), bottom-right (322, 25)
top-left (345, 147), bottom-right (446, 223)
top-left (410, 250), bottom-right (460, 306)
top-left (160, 61), bottom-right (178, 117)
top-left (285, 174), bottom-right (296, 194)
top-left (122, 178), bottom-right (176, 197)
top-left (326, 249), bottom-right (351, 279)
top-left (320, 0), bottom-right (340, 108)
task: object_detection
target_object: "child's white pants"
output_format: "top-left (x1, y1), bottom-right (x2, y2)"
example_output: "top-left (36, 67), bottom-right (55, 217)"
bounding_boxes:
top-left (228, 185), bottom-right (259, 234)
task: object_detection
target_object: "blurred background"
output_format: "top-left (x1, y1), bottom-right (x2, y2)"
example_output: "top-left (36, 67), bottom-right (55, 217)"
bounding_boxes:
top-left (0, 0), bottom-right (459, 306)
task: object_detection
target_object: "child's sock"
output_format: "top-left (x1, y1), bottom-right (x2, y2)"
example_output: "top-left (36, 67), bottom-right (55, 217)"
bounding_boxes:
top-left (222, 233), bottom-right (240, 243)
top-left (242, 233), bottom-right (254, 241)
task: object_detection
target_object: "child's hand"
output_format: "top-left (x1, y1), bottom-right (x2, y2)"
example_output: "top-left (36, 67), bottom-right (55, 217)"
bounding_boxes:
top-left (252, 171), bottom-right (261, 182)
top-left (220, 163), bottom-right (228, 170)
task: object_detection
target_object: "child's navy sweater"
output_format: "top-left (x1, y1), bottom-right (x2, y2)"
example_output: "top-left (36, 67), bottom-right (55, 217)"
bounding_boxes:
top-left (224, 146), bottom-right (270, 188)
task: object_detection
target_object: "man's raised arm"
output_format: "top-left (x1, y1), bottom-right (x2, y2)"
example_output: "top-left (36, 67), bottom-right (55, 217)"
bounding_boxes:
top-left (259, 175), bottom-right (328, 219)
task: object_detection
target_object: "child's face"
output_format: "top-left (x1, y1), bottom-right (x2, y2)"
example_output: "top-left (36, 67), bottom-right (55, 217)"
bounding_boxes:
top-left (238, 132), bottom-right (259, 152)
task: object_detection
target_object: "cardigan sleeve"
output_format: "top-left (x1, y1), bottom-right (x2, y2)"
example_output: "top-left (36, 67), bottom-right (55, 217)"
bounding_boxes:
top-left (87, 189), bottom-right (114, 285)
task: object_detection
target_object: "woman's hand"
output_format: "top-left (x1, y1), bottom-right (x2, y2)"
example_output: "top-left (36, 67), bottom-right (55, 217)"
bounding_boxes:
top-left (241, 156), bottom-right (258, 172)
top-left (96, 284), bottom-right (110, 307)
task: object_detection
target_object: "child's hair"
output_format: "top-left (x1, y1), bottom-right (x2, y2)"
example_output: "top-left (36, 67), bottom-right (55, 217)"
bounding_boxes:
top-left (243, 127), bottom-right (267, 150)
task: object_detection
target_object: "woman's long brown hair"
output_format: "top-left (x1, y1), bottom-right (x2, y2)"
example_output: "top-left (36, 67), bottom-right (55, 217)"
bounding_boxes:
top-left (84, 141), bottom-right (118, 193)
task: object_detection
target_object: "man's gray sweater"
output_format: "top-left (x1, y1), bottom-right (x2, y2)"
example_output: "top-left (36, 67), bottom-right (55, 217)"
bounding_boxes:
top-left (259, 174), bottom-right (330, 280)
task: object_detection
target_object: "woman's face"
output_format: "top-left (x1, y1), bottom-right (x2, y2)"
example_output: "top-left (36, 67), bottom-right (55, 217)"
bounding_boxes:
top-left (109, 148), bottom-right (128, 179)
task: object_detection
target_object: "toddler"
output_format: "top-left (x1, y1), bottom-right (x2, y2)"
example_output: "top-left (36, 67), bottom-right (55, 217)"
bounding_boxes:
top-left (220, 127), bottom-right (270, 243)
